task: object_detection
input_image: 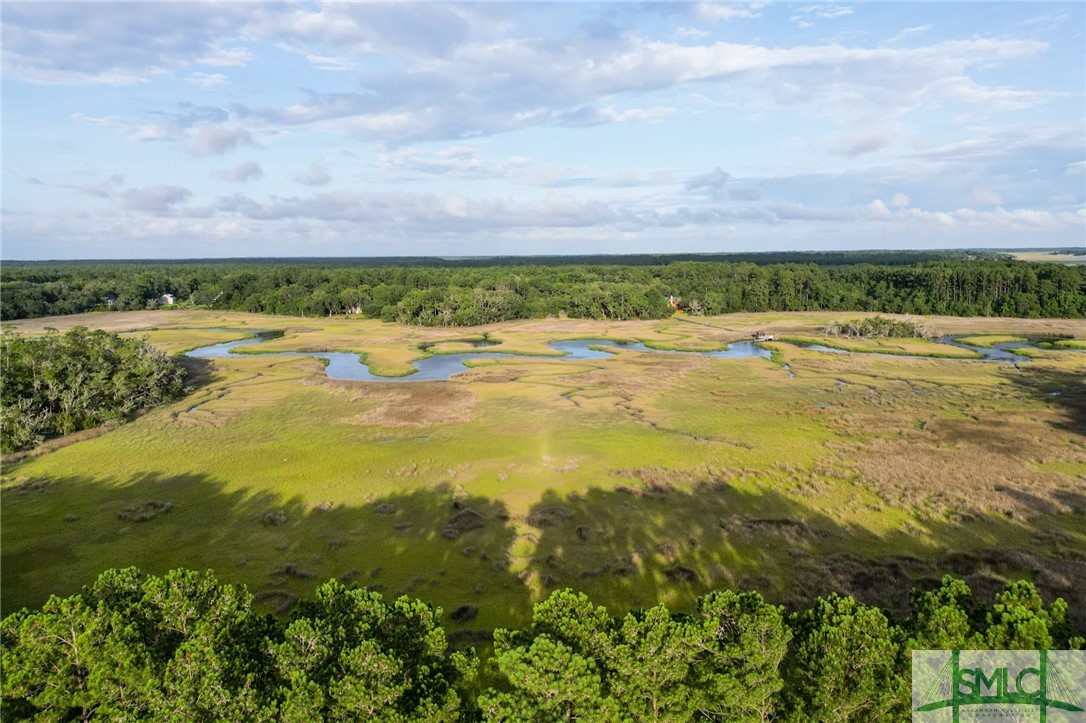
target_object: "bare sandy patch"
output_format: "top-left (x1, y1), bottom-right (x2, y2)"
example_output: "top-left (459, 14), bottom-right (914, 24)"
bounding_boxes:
top-left (335, 382), bottom-right (477, 428)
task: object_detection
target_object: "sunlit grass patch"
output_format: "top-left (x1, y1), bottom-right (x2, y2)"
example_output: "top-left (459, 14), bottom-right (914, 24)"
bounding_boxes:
top-left (955, 334), bottom-right (1029, 348)
top-left (119, 328), bottom-right (256, 354)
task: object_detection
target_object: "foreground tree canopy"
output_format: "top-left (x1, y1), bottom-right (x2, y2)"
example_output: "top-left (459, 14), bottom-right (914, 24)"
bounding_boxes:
top-left (3, 254), bottom-right (1084, 323)
top-left (2, 569), bottom-right (1081, 721)
top-left (0, 328), bottom-right (187, 453)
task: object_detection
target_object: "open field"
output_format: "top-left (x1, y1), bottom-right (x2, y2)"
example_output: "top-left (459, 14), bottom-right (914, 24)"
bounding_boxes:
top-left (1011, 251), bottom-right (1086, 265)
top-left (3, 311), bottom-right (1085, 633)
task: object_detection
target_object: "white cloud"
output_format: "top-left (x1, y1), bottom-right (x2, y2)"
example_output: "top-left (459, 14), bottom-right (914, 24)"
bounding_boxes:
top-left (694, 3), bottom-right (763, 22)
top-left (830, 129), bottom-right (897, 157)
top-left (304, 54), bottom-right (355, 71)
top-left (188, 127), bottom-right (254, 157)
top-left (921, 76), bottom-right (1056, 114)
top-left (558, 105), bottom-right (677, 128)
top-left (196, 46), bottom-right (253, 68)
top-left (217, 161), bottom-right (263, 183)
top-left (674, 27), bottom-right (710, 41)
top-left (122, 185), bottom-right (192, 214)
top-left (730, 187), bottom-right (763, 202)
top-left (22, 173), bottom-right (124, 199)
top-left (212, 190), bottom-right (618, 229)
top-left (125, 124), bottom-right (184, 143)
top-left (1, 3), bottom-right (252, 85)
top-left (188, 72), bottom-right (229, 89)
top-left (293, 162), bottom-right (332, 186)
top-left (791, 4), bottom-right (854, 26)
top-left (890, 193), bottom-right (910, 208)
top-left (867, 199), bottom-right (893, 219)
top-left (971, 186), bottom-right (1003, 205)
top-left (815, 5), bottom-right (854, 19)
top-left (236, 34), bottom-right (1048, 144)
top-left (685, 168), bottom-right (732, 199)
top-left (378, 146), bottom-right (533, 180)
top-left (887, 25), bottom-right (933, 44)
top-left (243, 3), bottom-right (480, 61)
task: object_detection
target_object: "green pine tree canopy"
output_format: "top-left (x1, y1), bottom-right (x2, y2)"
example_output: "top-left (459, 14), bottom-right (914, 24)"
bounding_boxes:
top-left (2, 569), bottom-right (1081, 721)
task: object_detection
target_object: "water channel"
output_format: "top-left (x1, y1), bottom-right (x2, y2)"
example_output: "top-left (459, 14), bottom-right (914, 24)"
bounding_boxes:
top-left (185, 331), bottom-right (1069, 382)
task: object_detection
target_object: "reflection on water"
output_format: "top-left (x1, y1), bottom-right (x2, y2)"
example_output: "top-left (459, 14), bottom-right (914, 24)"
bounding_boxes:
top-left (186, 331), bottom-right (1072, 383)
top-left (186, 335), bottom-right (771, 382)
top-left (935, 336), bottom-right (1032, 363)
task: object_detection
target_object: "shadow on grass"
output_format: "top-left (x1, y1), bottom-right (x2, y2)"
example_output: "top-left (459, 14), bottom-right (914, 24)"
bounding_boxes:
top-left (3, 465), bottom-right (1084, 635)
top-left (1005, 365), bottom-right (1086, 436)
top-left (175, 355), bottom-right (219, 391)
top-left (0, 471), bottom-right (528, 638)
top-left (519, 480), bottom-right (1086, 624)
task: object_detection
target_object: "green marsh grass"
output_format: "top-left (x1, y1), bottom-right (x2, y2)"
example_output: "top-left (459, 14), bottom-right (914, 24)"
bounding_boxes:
top-left (4, 311), bottom-right (1086, 627)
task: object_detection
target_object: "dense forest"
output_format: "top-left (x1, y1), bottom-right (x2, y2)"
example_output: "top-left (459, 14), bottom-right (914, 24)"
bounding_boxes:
top-left (1, 568), bottom-right (1079, 721)
top-left (0, 328), bottom-right (187, 453)
top-left (2, 253), bottom-right (1083, 324)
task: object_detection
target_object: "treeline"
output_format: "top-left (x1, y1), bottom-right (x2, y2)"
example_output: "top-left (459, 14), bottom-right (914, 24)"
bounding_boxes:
top-left (2, 257), bottom-right (1084, 323)
top-left (0, 328), bottom-right (186, 453)
top-left (823, 316), bottom-right (932, 339)
top-left (2, 568), bottom-right (1080, 721)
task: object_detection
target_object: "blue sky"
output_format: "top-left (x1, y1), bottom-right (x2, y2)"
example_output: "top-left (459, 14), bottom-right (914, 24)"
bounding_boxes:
top-left (2, 1), bottom-right (1083, 259)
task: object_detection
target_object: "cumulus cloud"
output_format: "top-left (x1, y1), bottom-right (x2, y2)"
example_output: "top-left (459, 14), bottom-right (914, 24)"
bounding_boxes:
top-left (188, 127), bottom-right (253, 156)
top-left (217, 161), bottom-right (263, 183)
top-left (866, 199), bottom-right (893, 219)
top-left (293, 162), bottom-right (332, 186)
top-left (122, 185), bottom-right (192, 214)
top-left (7, 3), bottom-right (1055, 149)
top-left (230, 28), bottom-right (1048, 145)
top-left (8, 185), bottom-right (1081, 261)
top-left (862, 199), bottom-right (1079, 230)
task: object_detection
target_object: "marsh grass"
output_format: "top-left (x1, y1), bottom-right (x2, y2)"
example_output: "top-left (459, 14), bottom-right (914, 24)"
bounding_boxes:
top-left (4, 310), bottom-right (1085, 628)
top-left (955, 334), bottom-right (1029, 348)
top-left (780, 334), bottom-right (983, 358)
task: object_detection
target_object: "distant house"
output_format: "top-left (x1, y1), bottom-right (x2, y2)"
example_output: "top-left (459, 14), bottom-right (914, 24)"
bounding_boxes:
top-left (754, 331), bottom-right (775, 342)
top-left (667, 295), bottom-right (683, 311)
top-left (104, 293), bottom-right (118, 308)
top-left (157, 293), bottom-right (176, 306)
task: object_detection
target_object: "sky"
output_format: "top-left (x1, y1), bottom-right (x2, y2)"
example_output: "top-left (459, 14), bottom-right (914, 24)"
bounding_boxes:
top-left (2, 1), bottom-right (1084, 260)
